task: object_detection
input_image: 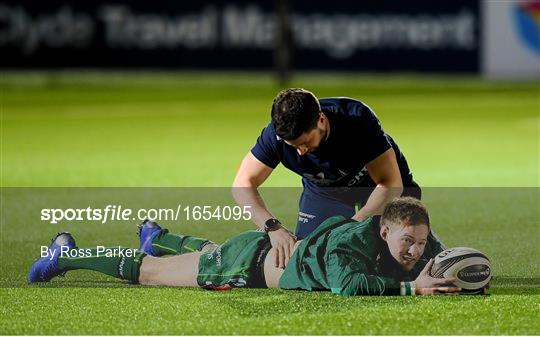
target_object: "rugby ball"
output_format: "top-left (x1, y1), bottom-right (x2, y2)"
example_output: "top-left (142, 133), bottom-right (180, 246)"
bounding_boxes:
top-left (430, 247), bottom-right (491, 293)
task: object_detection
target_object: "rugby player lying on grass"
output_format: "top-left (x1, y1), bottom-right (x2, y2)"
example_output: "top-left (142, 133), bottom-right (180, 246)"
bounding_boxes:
top-left (29, 197), bottom-right (459, 296)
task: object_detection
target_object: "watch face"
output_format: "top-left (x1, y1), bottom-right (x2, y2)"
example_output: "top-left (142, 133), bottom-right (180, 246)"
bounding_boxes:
top-left (265, 218), bottom-right (280, 230)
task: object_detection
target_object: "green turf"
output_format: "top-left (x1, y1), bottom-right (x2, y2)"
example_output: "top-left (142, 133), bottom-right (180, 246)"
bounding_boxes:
top-left (1, 72), bottom-right (539, 335)
top-left (1, 72), bottom-right (538, 187)
top-left (1, 289), bottom-right (537, 335)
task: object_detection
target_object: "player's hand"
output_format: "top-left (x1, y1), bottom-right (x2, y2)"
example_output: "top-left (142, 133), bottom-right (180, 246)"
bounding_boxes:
top-left (414, 259), bottom-right (461, 295)
top-left (268, 226), bottom-right (296, 269)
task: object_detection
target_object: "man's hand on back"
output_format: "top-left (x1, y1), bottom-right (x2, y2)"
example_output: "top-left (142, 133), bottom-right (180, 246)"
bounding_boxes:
top-left (268, 227), bottom-right (296, 269)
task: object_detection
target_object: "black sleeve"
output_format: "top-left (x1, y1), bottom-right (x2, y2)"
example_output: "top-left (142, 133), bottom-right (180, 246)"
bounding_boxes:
top-left (250, 123), bottom-right (280, 169)
top-left (349, 101), bottom-right (392, 163)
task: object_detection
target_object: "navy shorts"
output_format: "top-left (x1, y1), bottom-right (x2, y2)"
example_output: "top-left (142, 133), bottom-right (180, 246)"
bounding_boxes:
top-left (295, 185), bottom-right (421, 239)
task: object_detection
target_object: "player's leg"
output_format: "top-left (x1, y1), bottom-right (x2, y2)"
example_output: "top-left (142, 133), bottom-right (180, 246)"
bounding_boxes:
top-left (138, 253), bottom-right (201, 287)
top-left (29, 231), bottom-right (270, 290)
top-left (143, 230), bottom-right (273, 288)
top-left (138, 220), bottom-right (218, 256)
top-left (28, 232), bottom-right (145, 283)
top-left (197, 230), bottom-right (271, 289)
top-left (28, 232), bottom-right (201, 287)
top-left (57, 247), bottom-right (146, 283)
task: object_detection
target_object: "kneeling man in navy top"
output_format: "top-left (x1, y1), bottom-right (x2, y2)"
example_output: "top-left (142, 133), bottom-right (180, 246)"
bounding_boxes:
top-left (233, 88), bottom-right (424, 269)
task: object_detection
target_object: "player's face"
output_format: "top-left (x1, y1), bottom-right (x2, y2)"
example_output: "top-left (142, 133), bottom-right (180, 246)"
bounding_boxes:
top-left (380, 222), bottom-right (429, 272)
top-left (284, 113), bottom-right (328, 156)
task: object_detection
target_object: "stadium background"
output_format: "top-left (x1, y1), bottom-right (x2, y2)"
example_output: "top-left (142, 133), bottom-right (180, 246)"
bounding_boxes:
top-left (1, 0), bottom-right (539, 335)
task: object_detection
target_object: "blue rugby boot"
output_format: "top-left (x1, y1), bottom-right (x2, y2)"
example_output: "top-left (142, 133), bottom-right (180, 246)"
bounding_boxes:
top-left (137, 219), bottom-right (162, 256)
top-left (28, 232), bottom-right (76, 283)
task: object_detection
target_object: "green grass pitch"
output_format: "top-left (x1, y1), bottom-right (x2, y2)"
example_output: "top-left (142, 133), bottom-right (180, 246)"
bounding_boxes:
top-left (1, 72), bottom-right (539, 335)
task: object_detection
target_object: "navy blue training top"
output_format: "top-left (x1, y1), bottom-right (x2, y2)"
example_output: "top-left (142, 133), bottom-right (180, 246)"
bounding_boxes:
top-left (251, 97), bottom-right (415, 192)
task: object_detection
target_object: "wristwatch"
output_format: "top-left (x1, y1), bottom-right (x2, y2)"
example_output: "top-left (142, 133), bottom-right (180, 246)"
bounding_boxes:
top-left (264, 218), bottom-right (282, 232)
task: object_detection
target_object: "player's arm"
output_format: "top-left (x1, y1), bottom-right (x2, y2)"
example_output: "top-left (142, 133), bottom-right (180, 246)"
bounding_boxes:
top-left (334, 271), bottom-right (459, 296)
top-left (327, 253), bottom-right (403, 296)
top-left (328, 255), bottom-right (459, 296)
top-left (232, 151), bottom-right (274, 227)
top-left (352, 148), bottom-right (403, 222)
top-left (232, 151), bottom-right (296, 268)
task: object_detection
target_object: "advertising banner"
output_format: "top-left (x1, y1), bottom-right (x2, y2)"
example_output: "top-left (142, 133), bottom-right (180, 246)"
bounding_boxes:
top-left (1, 0), bottom-right (479, 71)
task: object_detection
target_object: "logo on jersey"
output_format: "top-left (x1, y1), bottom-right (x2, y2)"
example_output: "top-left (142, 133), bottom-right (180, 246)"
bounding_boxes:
top-left (303, 172), bottom-right (331, 185)
top-left (303, 167), bottom-right (370, 186)
top-left (346, 167), bottom-right (369, 186)
top-left (303, 169), bottom-right (349, 186)
top-left (298, 212), bottom-right (315, 224)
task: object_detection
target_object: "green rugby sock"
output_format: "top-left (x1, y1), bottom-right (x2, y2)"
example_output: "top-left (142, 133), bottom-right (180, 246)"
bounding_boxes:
top-left (151, 229), bottom-right (214, 256)
top-left (58, 247), bottom-right (146, 283)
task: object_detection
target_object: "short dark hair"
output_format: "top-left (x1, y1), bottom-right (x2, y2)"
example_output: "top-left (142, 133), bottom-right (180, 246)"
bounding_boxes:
top-left (271, 88), bottom-right (321, 140)
top-left (381, 197), bottom-right (430, 228)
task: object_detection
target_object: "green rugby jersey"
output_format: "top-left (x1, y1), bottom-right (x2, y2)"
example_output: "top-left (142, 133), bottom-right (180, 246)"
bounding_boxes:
top-left (279, 216), bottom-right (444, 296)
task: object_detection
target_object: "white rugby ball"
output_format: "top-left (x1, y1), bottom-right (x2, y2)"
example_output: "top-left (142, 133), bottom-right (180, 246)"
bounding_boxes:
top-left (430, 247), bottom-right (491, 293)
